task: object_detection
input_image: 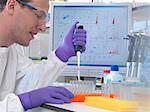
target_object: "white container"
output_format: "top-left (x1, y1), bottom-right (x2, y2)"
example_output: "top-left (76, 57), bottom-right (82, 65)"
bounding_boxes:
top-left (106, 65), bottom-right (123, 83)
top-left (103, 70), bottom-right (110, 84)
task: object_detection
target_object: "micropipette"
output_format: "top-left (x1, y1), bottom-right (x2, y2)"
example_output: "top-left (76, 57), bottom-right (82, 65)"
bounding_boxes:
top-left (137, 35), bottom-right (149, 79)
top-left (131, 34), bottom-right (141, 78)
top-left (75, 24), bottom-right (84, 81)
top-left (126, 35), bottom-right (136, 78)
top-left (77, 51), bottom-right (81, 81)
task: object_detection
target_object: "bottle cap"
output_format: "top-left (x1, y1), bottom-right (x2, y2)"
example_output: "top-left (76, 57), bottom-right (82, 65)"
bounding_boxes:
top-left (103, 70), bottom-right (110, 74)
top-left (111, 65), bottom-right (119, 71)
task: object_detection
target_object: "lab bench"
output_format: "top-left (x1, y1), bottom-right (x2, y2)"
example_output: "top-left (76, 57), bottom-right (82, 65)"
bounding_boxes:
top-left (41, 102), bottom-right (113, 112)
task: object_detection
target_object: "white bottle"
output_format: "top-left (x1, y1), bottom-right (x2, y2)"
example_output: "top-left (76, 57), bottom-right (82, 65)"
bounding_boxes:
top-left (106, 65), bottom-right (123, 83)
top-left (103, 70), bottom-right (110, 84)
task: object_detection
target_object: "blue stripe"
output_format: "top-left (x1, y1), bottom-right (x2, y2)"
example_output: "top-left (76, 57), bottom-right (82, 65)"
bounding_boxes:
top-left (68, 64), bottom-right (126, 67)
top-left (54, 6), bottom-right (127, 8)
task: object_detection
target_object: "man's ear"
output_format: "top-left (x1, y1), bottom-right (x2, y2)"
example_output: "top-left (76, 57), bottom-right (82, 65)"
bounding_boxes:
top-left (5, 0), bottom-right (16, 15)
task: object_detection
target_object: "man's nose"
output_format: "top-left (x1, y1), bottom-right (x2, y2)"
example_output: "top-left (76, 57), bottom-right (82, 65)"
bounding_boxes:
top-left (37, 22), bottom-right (47, 32)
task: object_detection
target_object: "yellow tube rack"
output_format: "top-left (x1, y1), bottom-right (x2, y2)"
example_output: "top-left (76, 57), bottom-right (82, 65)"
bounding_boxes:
top-left (85, 97), bottom-right (138, 112)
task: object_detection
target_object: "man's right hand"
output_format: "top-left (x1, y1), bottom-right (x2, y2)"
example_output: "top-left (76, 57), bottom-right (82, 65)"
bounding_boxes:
top-left (18, 86), bottom-right (74, 111)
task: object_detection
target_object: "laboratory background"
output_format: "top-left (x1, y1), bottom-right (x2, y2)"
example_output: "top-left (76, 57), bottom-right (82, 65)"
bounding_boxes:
top-left (19, 0), bottom-right (150, 112)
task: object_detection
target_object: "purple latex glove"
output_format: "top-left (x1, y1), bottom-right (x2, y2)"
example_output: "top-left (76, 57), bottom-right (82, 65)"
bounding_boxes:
top-left (55, 22), bottom-right (87, 62)
top-left (18, 86), bottom-right (74, 111)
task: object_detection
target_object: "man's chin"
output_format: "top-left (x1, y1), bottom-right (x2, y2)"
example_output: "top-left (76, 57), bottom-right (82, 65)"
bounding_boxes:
top-left (18, 41), bottom-right (30, 47)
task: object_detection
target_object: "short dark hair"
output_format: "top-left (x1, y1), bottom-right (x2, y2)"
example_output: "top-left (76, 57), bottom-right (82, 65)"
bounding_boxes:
top-left (0, 0), bottom-right (30, 12)
top-left (0, 0), bottom-right (7, 11)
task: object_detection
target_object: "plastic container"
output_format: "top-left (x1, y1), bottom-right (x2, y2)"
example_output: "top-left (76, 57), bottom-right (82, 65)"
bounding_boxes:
top-left (105, 65), bottom-right (123, 83)
top-left (103, 70), bottom-right (110, 84)
top-left (69, 80), bottom-right (95, 93)
top-left (85, 97), bottom-right (138, 111)
top-left (70, 93), bottom-right (116, 102)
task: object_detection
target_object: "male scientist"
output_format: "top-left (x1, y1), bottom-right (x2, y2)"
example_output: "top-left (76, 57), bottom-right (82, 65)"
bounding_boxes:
top-left (0, 0), bottom-right (87, 111)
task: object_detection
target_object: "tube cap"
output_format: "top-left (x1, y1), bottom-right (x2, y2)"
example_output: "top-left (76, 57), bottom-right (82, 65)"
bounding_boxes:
top-left (111, 65), bottom-right (119, 71)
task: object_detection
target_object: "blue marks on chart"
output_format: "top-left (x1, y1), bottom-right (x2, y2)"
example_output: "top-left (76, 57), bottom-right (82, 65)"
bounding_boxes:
top-left (63, 15), bottom-right (69, 20)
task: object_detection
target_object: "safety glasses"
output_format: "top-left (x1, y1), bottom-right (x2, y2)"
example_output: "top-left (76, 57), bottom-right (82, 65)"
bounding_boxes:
top-left (16, 0), bottom-right (50, 24)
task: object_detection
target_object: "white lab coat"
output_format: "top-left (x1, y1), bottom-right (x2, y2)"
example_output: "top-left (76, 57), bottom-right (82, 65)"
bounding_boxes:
top-left (0, 44), bottom-right (66, 112)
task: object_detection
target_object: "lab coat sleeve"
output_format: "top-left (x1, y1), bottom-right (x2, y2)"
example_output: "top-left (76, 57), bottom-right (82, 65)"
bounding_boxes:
top-left (15, 47), bottom-right (66, 94)
top-left (0, 93), bottom-right (24, 112)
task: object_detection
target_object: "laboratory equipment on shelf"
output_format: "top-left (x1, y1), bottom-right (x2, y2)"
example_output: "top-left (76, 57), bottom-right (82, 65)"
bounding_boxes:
top-left (126, 32), bottom-right (150, 83)
top-left (126, 33), bottom-right (136, 78)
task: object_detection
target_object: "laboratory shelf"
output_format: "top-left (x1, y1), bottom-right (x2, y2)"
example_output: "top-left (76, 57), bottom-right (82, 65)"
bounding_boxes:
top-left (133, 5), bottom-right (150, 21)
